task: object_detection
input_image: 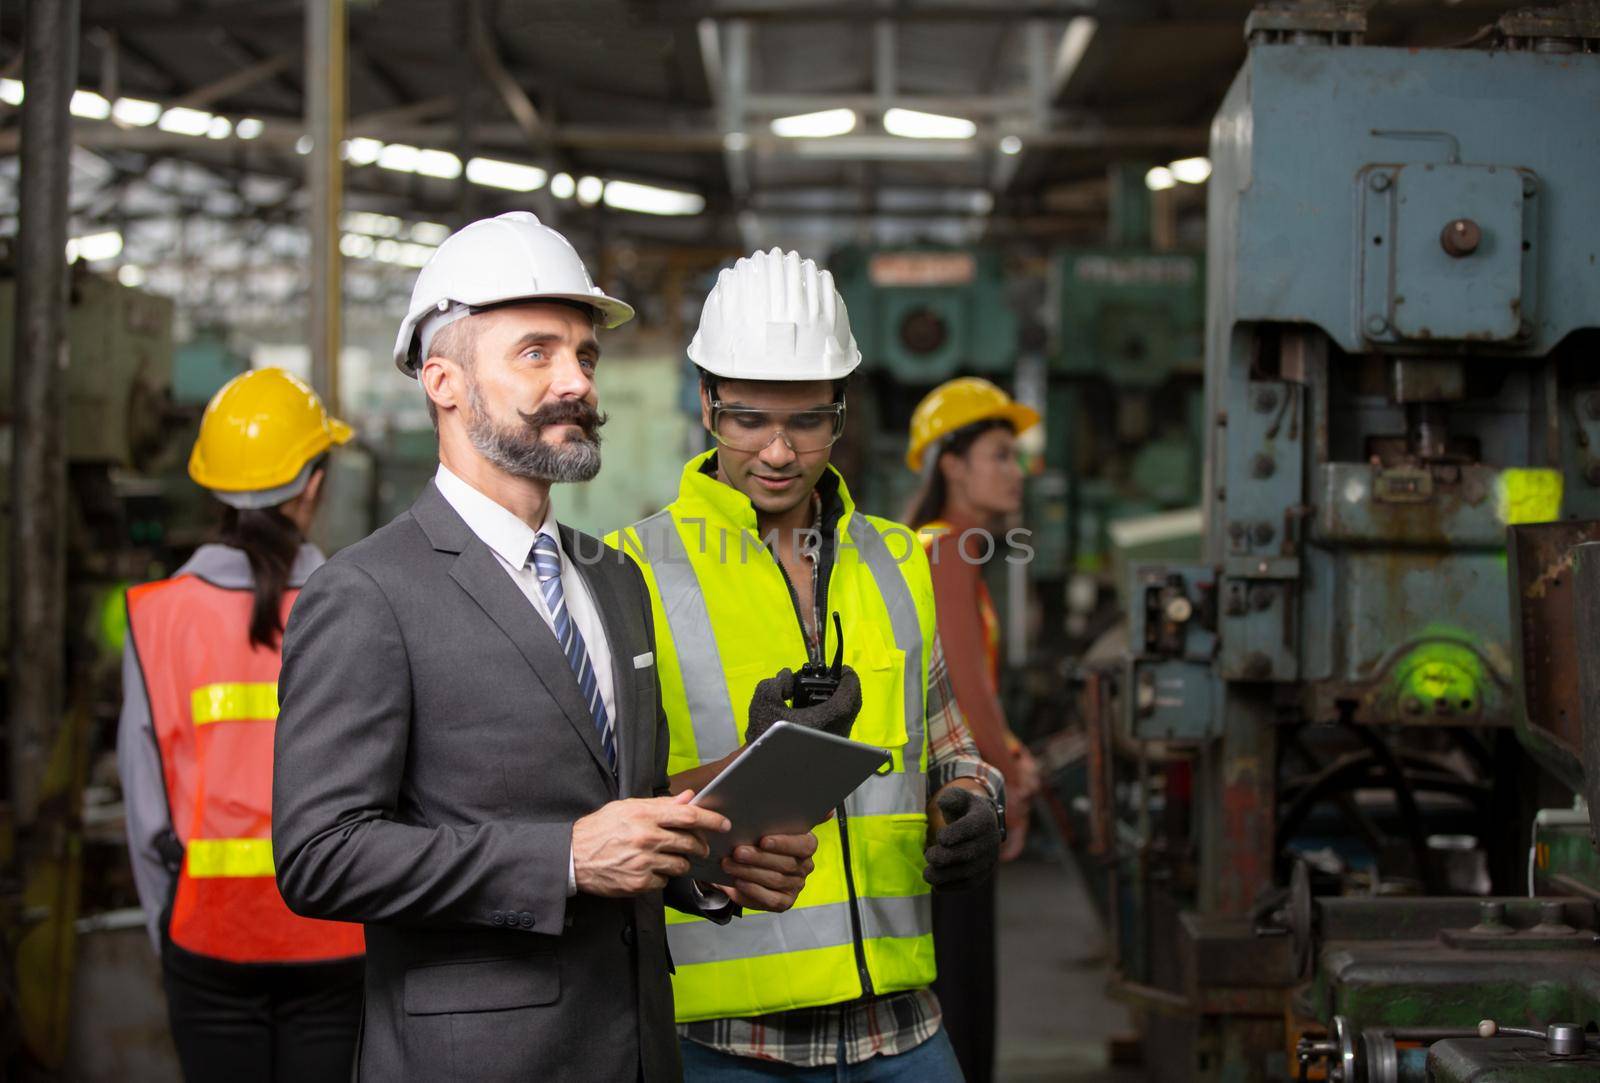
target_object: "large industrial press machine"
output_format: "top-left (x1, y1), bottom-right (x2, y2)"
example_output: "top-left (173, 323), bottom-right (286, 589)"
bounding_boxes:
top-left (1082, 4), bottom-right (1600, 1079)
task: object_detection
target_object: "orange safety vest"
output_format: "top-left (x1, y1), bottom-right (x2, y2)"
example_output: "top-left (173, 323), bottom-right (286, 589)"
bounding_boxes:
top-left (125, 574), bottom-right (364, 964)
top-left (918, 519), bottom-right (1001, 683)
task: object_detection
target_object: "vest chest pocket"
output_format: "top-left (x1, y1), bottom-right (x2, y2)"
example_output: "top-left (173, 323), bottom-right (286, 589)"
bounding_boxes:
top-left (842, 643), bottom-right (909, 758)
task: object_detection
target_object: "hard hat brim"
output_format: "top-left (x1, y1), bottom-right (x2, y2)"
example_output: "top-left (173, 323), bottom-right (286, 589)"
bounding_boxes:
top-left (905, 401), bottom-right (1041, 472)
top-left (394, 289), bottom-right (635, 377)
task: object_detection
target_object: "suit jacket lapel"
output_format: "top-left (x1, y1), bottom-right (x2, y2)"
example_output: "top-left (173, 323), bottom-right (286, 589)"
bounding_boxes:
top-left (413, 482), bottom-right (614, 783)
top-left (562, 526), bottom-right (640, 796)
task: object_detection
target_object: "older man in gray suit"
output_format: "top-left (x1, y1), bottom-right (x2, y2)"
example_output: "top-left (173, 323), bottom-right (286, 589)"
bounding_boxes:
top-left (272, 213), bottom-right (819, 1083)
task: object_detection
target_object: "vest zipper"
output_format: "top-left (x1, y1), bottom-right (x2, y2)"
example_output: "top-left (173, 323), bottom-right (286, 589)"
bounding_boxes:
top-left (770, 556), bottom-right (820, 664)
top-left (764, 535), bottom-right (871, 996)
top-left (834, 805), bottom-right (875, 998)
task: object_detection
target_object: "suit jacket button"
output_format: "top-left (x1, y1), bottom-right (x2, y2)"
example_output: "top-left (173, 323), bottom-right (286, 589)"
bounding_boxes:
top-left (491, 911), bottom-right (504, 925)
top-left (520, 912), bottom-right (534, 928)
top-left (622, 922), bottom-right (636, 946)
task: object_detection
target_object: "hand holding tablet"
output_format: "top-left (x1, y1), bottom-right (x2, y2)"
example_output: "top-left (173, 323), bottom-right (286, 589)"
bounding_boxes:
top-left (687, 721), bottom-right (892, 886)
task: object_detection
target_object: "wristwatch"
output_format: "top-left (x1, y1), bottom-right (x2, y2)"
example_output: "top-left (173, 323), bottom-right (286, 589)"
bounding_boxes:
top-left (941, 764), bottom-right (1007, 843)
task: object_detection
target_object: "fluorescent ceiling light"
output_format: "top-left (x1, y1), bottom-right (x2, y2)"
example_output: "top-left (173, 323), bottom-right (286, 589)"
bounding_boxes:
top-left (377, 143), bottom-right (420, 172)
top-left (723, 131), bottom-right (750, 152)
top-left (295, 135), bottom-right (313, 155)
top-left (70, 90), bottom-right (111, 119)
top-left (339, 233), bottom-right (376, 259)
top-left (373, 239), bottom-right (436, 268)
top-left (883, 107), bottom-right (976, 140)
top-left (1145, 165), bottom-right (1175, 191)
top-left (576, 175), bottom-right (605, 205)
top-left (117, 265), bottom-right (146, 288)
top-left (601, 179), bottom-right (704, 217)
top-left (345, 137), bottom-right (383, 165)
top-left (342, 211), bottom-right (403, 237)
top-left (465, 156), bottom-right (547, 191)
top-left (158, 107), bottom-right (213, 137)
top-left (770, 108), bottom-right (856, 139)
top-left (206, 116), bottom-right (232, 139)
top-left (410, 222), bottom-right (451, 245)
top-left (235, 117), bottom-right (264, 140)
top-left (0, 79), bottom-right (22, 105)
top-left (414, 149), bottom-right (462, 180)
top-left (999, 135), bottom-right (1023, 156)
top-left (793, 135), bottom-right (975, 161)
top-left (1051, 17), bottom-right (1098, 91)
top-left (1170, 156), bottom-right (1213, 184)
top-left (112, 97), bottom-right (161, 126)
top-left (66, 230), bottom-right (123, 262)
top-left (550, 172), bottom-right (575, 199)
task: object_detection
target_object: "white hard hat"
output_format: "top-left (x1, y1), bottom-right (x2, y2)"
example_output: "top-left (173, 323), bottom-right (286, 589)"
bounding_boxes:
top-left (392, 211), bottom-right (634, 376)
top-left (687, 248), bottom-right (861, 382)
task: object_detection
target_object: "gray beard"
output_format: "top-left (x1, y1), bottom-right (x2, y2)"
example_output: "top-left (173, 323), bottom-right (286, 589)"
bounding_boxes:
top-left (465, 379), bottom-right (602, 484)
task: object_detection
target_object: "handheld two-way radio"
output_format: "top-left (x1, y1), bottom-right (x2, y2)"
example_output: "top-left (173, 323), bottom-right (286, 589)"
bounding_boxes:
top-left (792, 612), bottom-right (844, 708)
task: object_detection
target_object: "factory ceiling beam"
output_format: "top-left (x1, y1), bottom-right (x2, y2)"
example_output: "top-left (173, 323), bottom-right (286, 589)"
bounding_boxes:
top-left (465, 3), bottom-right (545, 148)
top-left (745, 92), bottom-right (1029, 117)
top-left (10, 113), bottom-right (1204, 157)
top-left (81, 2), bottom-right (303, 31)
top-left (168, 48), bottom-right (298, 112)
top-left (649, 0), bottom-right (1198, 22)
top-left (213, 28), bottom-right (305, 108)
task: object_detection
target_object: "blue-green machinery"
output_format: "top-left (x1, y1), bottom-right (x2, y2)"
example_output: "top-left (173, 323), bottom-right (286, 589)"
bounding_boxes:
top-left (1048, 166), bottom-right (1206, 599)
top-left (1083, 5), bottom-right (1600, 1079)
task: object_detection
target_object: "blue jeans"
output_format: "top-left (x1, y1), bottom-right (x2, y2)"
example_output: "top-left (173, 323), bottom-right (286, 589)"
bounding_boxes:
top-left (680, 1027), bottom-right (964, 1082)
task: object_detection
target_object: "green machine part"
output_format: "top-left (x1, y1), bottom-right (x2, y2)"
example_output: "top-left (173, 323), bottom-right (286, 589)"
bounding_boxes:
top-left (1047, 249), bottom-right (1205, 575)
top-left (0, 269), bottom-right (175, 466)
top-left (830, 246), bottom-right (1018, 386)
top-left (172, 331), bottom-right (249, 407)
top-left (0, 270), bottom-right (177, 660)
top-left (1050, 248), bottom-right (1203, 388)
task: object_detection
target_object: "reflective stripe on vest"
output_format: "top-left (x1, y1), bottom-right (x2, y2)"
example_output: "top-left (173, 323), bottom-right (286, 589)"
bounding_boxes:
top-left (666, 893), bottom-right (930, 963)
top-left (187, 837), bottom-right (275, 878)
top-left (632, 510), bottom-right (741, 761)
top-left (849, 518), bottom-right (926, 773)
top-left (191, 682), bottom-right (278, 725)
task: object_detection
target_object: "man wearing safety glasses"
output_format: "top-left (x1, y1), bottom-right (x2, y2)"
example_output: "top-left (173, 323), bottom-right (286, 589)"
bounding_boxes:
top-left (610, 248), bottom-right (1004, 1081)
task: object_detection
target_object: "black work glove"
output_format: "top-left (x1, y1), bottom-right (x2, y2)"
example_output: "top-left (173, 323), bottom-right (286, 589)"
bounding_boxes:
top-left (922, 786), bottom-right (1001, 892)
top-left (745, 665), bottom-right (862, 744)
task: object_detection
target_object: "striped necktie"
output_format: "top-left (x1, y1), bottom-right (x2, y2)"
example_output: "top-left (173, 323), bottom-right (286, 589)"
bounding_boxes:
top-left (530, 533), bottom-right (617, 773)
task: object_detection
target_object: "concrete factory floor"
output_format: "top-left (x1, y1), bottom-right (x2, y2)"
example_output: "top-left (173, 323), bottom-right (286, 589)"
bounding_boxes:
top-left (996, 857), bottom-right (1139, 1083)
top-left (64, 853), bottom-right (1136, 1081)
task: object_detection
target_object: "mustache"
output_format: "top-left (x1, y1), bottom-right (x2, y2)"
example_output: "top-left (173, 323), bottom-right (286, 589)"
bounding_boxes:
top-left (517, 399), bottom-right (608, 439)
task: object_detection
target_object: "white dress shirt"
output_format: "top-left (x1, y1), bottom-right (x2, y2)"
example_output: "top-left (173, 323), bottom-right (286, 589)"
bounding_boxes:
top-left (434, 464), bottom-right (616, 725)
top-left (434, 464), bottom-right (615, 898)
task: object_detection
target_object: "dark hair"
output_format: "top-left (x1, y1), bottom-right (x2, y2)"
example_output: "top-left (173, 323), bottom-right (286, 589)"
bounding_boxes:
top-left (217, 461), bottom-right (324, 651)
top-left (698, 368), bottom-right (849, 405)
top-left (904, 418), bottom-right (1014, 529)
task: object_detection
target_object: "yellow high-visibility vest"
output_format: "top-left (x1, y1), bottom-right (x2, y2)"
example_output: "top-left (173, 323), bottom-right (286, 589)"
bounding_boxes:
top-left (610, 451), bottom-right (938, 1022)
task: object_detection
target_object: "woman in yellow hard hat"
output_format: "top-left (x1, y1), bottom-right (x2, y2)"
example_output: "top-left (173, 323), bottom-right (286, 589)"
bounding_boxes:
top-left (117, 368), bottom-right (364, 1083)
top-left (903, 376), bottom-right (1043, 1083)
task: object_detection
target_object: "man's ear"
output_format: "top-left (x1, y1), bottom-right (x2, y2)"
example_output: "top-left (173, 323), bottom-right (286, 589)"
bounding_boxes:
top-left (420, 356), bottom-right (460, 415)
top-left (699, 384), bottom-right (714, 430)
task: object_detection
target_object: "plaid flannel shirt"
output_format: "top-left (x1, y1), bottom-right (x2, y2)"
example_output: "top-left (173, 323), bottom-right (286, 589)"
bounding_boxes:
top-left (678, 633), bottom-right (1003, 1067)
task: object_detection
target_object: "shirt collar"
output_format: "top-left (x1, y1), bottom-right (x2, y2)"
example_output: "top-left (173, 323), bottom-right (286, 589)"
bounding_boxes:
top-left (433, 463), bottom-right (559, 571)
top-left (177, 542), bottom-right (327, 589)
